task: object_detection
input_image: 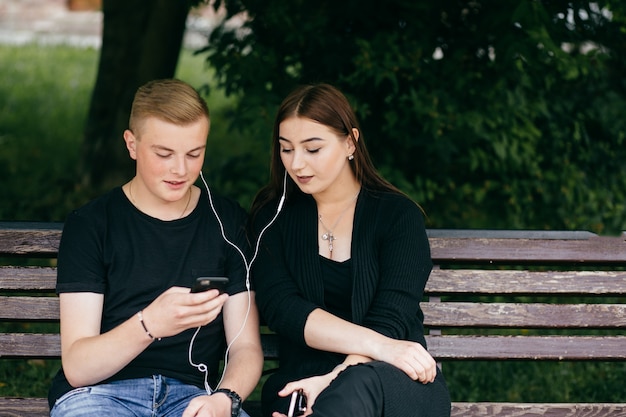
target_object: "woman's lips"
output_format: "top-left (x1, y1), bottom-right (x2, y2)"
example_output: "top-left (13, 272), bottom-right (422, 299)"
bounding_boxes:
top-left (296, 175), bottom-right (312, 184)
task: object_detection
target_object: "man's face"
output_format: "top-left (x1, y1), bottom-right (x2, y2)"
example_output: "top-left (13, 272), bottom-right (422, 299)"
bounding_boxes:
top-left (124, 116), bottom-right (209, 205)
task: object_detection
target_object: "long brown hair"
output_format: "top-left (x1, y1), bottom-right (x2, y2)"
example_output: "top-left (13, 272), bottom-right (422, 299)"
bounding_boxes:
top-left (250, 83), bottom-right (406, 218)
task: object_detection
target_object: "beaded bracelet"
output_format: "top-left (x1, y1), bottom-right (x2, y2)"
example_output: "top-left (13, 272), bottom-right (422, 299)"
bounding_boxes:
top-left (137, 310), bottom-right (161, 341)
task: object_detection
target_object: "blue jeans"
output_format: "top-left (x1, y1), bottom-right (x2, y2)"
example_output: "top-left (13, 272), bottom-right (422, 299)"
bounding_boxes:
top-left (50, 375), bottom-right (251, 417)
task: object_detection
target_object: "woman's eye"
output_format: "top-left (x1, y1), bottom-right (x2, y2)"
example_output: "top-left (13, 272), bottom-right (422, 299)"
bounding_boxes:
top-left (307, 148), bottom-right (320, 153)
top-left (188, 153), bottom-right (201, 159)
top-left (281, 148), bottom-right (293, 154)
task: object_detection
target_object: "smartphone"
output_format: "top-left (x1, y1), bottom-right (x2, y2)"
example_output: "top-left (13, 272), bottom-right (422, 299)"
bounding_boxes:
top-left (190, 277), bottom-right (229, 294)
top-left (287, 389), bottom-right (306, 417)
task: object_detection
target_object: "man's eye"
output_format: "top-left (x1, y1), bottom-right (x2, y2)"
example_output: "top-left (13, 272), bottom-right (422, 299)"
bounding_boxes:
top-left (157, 153), bottom-right (172, 158)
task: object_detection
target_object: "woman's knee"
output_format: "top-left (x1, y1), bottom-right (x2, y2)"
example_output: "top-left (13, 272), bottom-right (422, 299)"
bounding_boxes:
top-left (312, 364), bottom-right (383, 417)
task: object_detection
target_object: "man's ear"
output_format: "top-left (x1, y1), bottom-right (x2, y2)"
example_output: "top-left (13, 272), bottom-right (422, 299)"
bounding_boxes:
top-left (123, 129), bottom-right (138, 161)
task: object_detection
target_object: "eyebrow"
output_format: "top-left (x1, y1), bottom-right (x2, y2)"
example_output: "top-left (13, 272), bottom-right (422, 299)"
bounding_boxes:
top-left (278, 137), bottom-right (324, 144)
top-left (151, 144), bottom-right (206, 153)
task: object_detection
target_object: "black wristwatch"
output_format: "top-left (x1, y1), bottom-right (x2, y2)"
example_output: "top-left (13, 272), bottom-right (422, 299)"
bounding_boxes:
top-left (213, 388), bottom-right (242, 417)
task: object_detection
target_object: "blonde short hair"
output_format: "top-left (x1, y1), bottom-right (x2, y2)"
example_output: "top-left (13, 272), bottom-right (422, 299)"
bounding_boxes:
top-left (129, 79), bottom-right (209, 134)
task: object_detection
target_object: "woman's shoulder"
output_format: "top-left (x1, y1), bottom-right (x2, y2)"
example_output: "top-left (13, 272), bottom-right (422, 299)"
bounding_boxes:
top-left (362, 189), bottom-right (421, 212)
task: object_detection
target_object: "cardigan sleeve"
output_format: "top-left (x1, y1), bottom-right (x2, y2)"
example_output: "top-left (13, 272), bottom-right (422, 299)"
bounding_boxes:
top-left (353, 193), bottom-right (432, 345)
top-left (251, 200), bottom-right (320, 347)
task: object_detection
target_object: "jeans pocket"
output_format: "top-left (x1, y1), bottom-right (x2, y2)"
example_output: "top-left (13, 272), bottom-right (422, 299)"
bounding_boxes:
top-left (51, 386), bottom-right (92, 415)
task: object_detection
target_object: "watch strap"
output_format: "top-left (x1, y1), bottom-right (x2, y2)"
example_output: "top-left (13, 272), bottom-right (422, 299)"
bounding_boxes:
top-left (213, 388), bottom-right (242, 417)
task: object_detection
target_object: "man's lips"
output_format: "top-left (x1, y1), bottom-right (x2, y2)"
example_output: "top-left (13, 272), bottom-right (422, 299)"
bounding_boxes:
top-left (165, 180), bottom-right (186, 188)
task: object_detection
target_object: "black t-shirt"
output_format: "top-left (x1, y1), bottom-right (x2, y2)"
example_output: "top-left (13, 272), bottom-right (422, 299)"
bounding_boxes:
top-left (48, 186), bottom-right (249, 407)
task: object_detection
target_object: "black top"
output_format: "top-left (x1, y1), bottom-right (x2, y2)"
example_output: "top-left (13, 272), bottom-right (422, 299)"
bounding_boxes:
top-left (48, 186), bottom-right (249, 407)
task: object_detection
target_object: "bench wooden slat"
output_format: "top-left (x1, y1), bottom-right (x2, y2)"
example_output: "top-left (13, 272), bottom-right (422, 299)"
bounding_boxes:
top-left (0, 397), bottom-right (50, 417)
top-left (6, 333), bottom-right (625, 362)
top-left (0, 333), bottom-right (281, 360)
top-left (427, 270), bottom-right (626, 295)
top-left (0, 296), bottom-right (59, 320)
top-left (0, 333), bottom-right (61, 358)
top-left (257, 334), bottom-right (626, 361)
top-left (3, 226), bottom-right (626, 264)
top-left (0, 267), bottom-right (57, 290)
top-left (1, 398), bottom-right (625, 417)
top-left (451, 402), bottom-right (626, 417)
top-left (0, 223), bottom-right (62, 256)
top-left (423, 302), bottom-right (626, 328)
top-left (10, 266), bottom-right (626, 296)
top-left (430, 235), bottom-right (626, 265)
top-left (426, 335), bottom-right (626, 360)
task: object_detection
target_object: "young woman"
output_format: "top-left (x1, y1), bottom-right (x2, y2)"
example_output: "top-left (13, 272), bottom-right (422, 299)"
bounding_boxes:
top-left (49, 79), bottom-right (262, 417)
top-left (249, 84), bottom-right (451, 417)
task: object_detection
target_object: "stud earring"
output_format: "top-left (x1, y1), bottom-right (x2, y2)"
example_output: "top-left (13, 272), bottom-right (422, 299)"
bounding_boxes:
top-left (348, 154), bottom-right (354, 161)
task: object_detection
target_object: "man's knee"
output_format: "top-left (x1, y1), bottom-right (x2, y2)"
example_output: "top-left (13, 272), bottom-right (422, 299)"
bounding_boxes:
top-left (50, 387), bottom-right (132, 417)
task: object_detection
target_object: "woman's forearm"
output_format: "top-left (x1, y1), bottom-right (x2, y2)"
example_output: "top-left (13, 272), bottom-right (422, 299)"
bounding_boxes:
top-left (303, 308), bottom-right (387, 360)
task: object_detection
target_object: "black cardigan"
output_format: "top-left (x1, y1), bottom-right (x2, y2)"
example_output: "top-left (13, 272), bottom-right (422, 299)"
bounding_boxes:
top-left (252, 188), bottom-right (432, 368)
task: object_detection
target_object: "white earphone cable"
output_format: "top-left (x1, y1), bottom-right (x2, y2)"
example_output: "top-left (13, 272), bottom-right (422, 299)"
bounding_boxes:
top-left (189, 170), bottom-right (286, 393)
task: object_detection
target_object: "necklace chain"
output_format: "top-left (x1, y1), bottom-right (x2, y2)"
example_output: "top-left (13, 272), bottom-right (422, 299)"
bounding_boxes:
top-left (318, 190), bottom-right (360, 259)
top-left (128, 180), bottom-right (192, 219)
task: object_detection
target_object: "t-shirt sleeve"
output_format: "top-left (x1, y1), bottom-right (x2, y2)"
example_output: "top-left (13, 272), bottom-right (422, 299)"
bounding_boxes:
top-left (56, 209), bottom-right (107, 294)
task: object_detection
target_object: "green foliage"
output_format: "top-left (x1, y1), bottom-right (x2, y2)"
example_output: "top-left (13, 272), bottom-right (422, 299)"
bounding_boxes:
top-left (445, 361), bottom-right (626, 402)
top-left (202, 0), bottom-right (626, 233)
top-left (0, 44), bottom-right (255, 221)
top-left (0, 44), bottom-right (97, 221)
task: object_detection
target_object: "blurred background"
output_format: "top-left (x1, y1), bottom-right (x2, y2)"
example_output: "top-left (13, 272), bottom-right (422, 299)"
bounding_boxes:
top-left (1, 0), bottom-right (625, 404)
top-left (1, 0), bottom-right (626, 234)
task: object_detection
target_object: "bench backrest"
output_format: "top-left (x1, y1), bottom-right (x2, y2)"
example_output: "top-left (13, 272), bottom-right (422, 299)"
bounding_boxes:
top-left (425, 229), bottom-right (626, 362)
top-left (2, 223), bottom-right (626, 362)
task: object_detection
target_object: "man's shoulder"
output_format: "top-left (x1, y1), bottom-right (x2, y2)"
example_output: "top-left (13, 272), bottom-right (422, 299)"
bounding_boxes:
top-left (69, 187), bottom-right (123, 220)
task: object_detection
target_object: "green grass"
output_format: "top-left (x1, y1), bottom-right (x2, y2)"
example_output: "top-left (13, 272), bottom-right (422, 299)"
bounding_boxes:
top-left (0, 43), bottom-right (258, 222)
top-left (0, 44), bottom-right (95, 221)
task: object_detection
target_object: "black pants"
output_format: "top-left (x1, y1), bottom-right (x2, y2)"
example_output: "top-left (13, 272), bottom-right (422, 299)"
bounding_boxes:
top-left (263, 362), bottom-right (451, 417)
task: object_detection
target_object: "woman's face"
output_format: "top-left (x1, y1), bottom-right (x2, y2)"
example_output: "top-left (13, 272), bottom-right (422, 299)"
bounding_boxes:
top-left (278, 116), bottom-right (355, 197)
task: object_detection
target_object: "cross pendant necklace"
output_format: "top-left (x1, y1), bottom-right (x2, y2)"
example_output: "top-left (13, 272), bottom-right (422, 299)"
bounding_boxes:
top-left (320, 229), bottom-right (337, 255)
top-left (318, 190), bottom-right (360, 259)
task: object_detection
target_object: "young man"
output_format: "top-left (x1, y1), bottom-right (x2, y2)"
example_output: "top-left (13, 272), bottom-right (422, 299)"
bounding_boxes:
top-left (49, 79), bottom-right (263, 417)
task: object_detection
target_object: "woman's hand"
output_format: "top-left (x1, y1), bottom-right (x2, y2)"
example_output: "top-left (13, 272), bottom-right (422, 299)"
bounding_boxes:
top-left (272, 372), bottom-right (337, 417)
top-left (373, 338), bottom-right (437, 383)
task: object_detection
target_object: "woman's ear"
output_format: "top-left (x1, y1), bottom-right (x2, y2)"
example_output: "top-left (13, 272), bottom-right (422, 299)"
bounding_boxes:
top-left (348, 128), bottom-right (360, 154)
top-left (123, 129), bottom-right (138, 161)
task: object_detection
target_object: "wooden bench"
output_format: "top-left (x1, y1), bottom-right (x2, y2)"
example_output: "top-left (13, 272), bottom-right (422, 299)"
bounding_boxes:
top-left (1, 222), bottom-right (626, 417)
